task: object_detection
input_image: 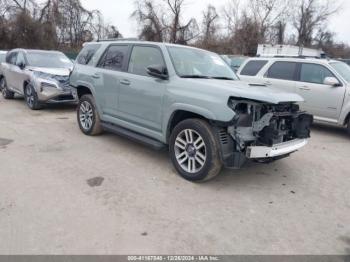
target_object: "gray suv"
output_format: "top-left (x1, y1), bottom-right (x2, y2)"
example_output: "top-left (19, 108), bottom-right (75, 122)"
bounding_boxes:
top-left (1, 49), bottom-right (76, 110)
top-left (70, 41), bottom-right (313, 182)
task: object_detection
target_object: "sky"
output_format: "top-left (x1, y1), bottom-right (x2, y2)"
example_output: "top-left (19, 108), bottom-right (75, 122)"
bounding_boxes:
top-left (81, 0), bottom-right (350, 44)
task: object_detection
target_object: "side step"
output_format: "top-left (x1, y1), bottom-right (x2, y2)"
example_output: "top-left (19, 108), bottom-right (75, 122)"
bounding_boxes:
top-left (101, 122), bottom-right (166, 150)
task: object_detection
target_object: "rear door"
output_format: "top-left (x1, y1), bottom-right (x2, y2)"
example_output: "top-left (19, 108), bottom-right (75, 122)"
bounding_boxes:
top-left (93, 44), bottom-right (130, 117)
top-left (296, 63), bottom-right (345, 121)
top-left (117, 45), bottom-right (167, 132)
top-left (263, 61), bottom-right (298, 93)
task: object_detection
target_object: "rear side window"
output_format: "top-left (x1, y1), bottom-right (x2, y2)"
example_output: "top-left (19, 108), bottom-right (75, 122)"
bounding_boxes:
top-left (240, 60), bottom-right (268, 76)
top-left (98, 45), bottom-right (129, 71)
top-left (77, 44), bottom-right (101, 65)
top-left (300, 63), bottom-right (335, 84)
top-left (267, 62), bottom-right (297, 81)
top-left (128, 46), bottom-right (165, 76)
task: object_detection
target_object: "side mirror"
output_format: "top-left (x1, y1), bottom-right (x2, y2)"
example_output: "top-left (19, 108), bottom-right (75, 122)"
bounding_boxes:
top-left (18, 62), bottom-right (26, 70)
top-left (147, 65), bottom-right (168, 80)
top-left (324, 77), bottom-right (340, 87)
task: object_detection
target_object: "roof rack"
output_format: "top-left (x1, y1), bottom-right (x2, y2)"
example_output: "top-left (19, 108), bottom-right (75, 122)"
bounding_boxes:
top-left (96, 38), bottom-right (139, 42)
top-left (258, 55), bottom-right (328, 59)
top-left (257, 44), bottom-right (326, 59)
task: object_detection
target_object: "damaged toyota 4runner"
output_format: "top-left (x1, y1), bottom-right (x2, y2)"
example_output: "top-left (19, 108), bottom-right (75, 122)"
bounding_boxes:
top-left (70, 41), bottom-right (313, 182)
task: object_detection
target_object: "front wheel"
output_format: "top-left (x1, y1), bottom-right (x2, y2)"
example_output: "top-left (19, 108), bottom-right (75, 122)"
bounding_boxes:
top-left (24, 84), bottom-right (42, 110)
top-left (169, 119), bottom-right (223, 182)
top-left (77, 94), bottom-right (103, 136)
top-left (1, 78), bottom-right (15, 99)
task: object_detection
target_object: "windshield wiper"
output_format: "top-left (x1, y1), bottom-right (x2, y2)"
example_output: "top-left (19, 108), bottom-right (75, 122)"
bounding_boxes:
top-left (211, 76), bottom-right (235, 80)
top-left (180, 75), bottom-right (235, 80)
top-left (180, 75), bottom-right (211, 79)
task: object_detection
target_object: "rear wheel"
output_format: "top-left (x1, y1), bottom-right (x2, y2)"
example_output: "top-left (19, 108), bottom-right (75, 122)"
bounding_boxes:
top-left (1, 78), bottom-right (14, 99)
top-left (24, 84), bottom-right (42, 110)
top-left (77, 94), bottom-right (103, 136)
top-left (169, 119), bottom-right (223, 182)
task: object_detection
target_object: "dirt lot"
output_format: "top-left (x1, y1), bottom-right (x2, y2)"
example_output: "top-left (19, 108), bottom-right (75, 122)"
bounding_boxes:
top-left (0, 95), bottom-right (349, 255)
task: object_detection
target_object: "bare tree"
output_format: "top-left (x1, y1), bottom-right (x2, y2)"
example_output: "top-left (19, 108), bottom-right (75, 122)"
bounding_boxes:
top-left (131, 0), bottom-right (165, 42)
top-left (202, 5), bottom-right (219, 44)
top-left (292, 0), bottom-right (339, 47)
top-left (164, 0), bottom-right (199, 44)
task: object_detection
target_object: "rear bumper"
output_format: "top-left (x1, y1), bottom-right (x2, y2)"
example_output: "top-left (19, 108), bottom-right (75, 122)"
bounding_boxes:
top-left (246, 139), bottom-right (308, 159)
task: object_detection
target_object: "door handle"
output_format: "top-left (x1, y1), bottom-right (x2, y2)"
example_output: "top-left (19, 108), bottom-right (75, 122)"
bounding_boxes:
top-left (263, 81), bottom-right (272, 86)
top-left (92, 73), bottom-right (101, 79)
top-left (120, 79), bottom-right (131, 86)
top-left (299, 86), bottom-right (311, 91)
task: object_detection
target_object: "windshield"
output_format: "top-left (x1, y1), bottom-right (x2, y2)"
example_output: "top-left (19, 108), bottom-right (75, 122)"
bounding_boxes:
top-left (330, 62), bottom-right (350, 82)
top-left (26, 52), bottom-right (73, 69)
top-left (168, 46), bottom-right (238, 80)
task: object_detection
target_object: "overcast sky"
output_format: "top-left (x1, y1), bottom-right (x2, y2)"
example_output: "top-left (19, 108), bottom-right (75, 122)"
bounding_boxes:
top-left (81, 0), bottom-right (350, 44)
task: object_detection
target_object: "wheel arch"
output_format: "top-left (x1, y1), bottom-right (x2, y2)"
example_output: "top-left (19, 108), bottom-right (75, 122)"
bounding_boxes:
top-left (76, 85), bottom-right (93, 99)
top-left (166, 110), bottom-right (210, 143)
top-left (345, 111), bottom-right (350, 126)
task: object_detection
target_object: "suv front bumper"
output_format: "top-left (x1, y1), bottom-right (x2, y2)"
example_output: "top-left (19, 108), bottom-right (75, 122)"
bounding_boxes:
top-left (246, 139), bottom-right (308, 159)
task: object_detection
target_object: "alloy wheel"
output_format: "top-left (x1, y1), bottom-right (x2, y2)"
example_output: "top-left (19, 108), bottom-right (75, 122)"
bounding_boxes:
top-left (174, 129), bottom-right (207, 173)
top-left (25, 86), bottom-right (35, 108)
top-left (79, 101), bottom-right (94, 131)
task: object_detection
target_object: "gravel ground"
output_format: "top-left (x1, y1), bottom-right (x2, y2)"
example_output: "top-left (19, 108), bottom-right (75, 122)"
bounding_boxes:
top-left (0, 96), bottom-right (349, 255)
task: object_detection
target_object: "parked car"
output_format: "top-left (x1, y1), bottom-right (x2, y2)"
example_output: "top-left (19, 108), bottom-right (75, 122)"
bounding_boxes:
top-left (238, 57), bottom-right (350, 135)
top-left (70, 40), bottom-right (312, 182)
top-left (339, 59), bottom-right (350, 66)
top-left (0, 49), bottom-right (76, 110)
top-left (221, 55), bottom-right (248, 72)
top-left (0, 50), bottom-right (7, 78)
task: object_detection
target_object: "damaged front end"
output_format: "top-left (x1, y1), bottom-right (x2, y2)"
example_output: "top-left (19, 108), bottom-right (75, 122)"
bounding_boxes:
top-left (216, 98), bottom-right (313, 169)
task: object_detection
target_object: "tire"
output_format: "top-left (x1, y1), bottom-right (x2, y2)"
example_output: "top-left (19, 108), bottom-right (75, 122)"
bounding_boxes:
top-left (169, 118), bottom-right (223, 182)
top-left (1, 78), bottom-right (14, 100)
top-left (347, 118), bottom-right (350, 136)
top-left (77, 94), bottom-right (103, 136)
top-left (24, 84), bottom-right (42, 110)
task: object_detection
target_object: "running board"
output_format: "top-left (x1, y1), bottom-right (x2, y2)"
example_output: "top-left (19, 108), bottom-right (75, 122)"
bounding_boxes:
top-left (101, 122), bottom-right (166, 150)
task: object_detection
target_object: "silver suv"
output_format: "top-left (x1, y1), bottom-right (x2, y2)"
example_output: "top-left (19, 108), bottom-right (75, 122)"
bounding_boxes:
top-left (70, 40), bottom-right (313, 182)
top-left (238, 57), bottom-right (350, 134)
top-left (0, 49), bottom-right (76, 110)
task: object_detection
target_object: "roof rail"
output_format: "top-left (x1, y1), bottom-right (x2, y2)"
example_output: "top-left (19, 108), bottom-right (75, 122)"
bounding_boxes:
top-left (96, 38), bottom-right (139, 42)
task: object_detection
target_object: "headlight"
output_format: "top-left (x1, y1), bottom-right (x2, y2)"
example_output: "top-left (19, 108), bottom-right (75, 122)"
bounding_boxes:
top-left (33, 71), bottom-right (56, 80)
top-left (41, 82), bottom-right (57, 90)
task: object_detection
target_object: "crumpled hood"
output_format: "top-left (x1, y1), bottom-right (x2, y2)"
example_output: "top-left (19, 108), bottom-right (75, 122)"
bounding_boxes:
top-left (28, 67), bottom-right (71, 76)
top-left (184, 79), bottom-right (304, 104)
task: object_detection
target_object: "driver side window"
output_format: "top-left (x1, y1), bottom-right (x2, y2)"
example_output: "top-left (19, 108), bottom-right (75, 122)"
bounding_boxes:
top-left (300, 63), bottom-right (335, 85)
top-left (16, 52), bottom-right (26, 66)
top-left (7, 52), bottom-right (18, 65)
top-left (128, 46), bottom-right (165, 77)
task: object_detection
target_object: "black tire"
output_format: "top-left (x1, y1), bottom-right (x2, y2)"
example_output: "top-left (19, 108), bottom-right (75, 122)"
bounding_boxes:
top-left (1, 78), bottom-right (14, 99)
top-left (169, 118), bottom-right (223, 182)
top-left (77, 94), bottom-right (103, 136)
top-left (24, 84), bottom-right (42, 110)
top-left (347, 118), bottom-right (350, 136)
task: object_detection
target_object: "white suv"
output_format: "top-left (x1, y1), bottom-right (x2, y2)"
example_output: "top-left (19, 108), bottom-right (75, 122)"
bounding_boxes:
top-left (238, 57), bottom-right (350, 134)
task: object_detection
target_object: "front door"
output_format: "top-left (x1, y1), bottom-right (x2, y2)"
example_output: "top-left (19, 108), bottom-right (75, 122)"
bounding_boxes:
top-left (296, 63), bottom-right (346, 121)
top-left (118, 45), bottom-right (167, 132)
top-left (4, 52), bottom-right (18, 90)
